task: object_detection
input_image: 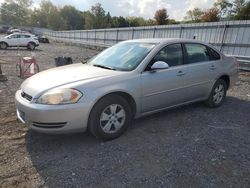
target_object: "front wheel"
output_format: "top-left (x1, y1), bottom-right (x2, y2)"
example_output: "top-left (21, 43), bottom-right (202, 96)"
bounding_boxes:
top-left (88, 95), bottom-right (132, 140)
top-left (0, 42), bottom-right (7, 50)
top-left (205, 79), bottom-right (227, 108)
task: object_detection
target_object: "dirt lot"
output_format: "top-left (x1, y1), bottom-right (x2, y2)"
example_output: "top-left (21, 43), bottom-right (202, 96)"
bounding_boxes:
top-left (0, 43), bottom-right (250, 188)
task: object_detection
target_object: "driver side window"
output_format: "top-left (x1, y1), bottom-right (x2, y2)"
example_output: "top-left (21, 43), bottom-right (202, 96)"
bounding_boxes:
top-left (146, 43), bottom-right (183, 70)
top-left (9, 34), bottom-right (19, 39)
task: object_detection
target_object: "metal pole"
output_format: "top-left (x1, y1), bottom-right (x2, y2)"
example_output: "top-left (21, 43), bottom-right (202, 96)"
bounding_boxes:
top-left (95, 30), bottom-right (97, 43)
top-left (220, 24), bottom-right (228, 52)
top-left (0, 64), bottom-right (7, 81)
top-left (104, 30), bottom-right (106, 44)
top-left (116, 29), bottom-right (119, 43)
top-left (132, 28), bottom-right (134, 39)
top-left (179, 26), bottom-right (183, 38)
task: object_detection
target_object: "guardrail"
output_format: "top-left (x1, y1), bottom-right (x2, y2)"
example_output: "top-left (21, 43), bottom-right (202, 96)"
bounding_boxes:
top-left (45, 20), bottom-right (250, 57)
top-left (234, 56), bottom-right (250, 71)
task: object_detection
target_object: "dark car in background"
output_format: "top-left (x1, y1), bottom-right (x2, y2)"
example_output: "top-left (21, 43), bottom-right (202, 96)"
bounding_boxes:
top-left (36, 35), bottom-right (49, 43)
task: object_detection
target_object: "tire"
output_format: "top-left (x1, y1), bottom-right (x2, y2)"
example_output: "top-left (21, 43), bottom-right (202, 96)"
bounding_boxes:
top-left (27, 42), bottom-right (35, 50)
top-left (205, 79), bottom-right (227, 108)
top-left (0, 42), bottom-right (8, 50)
top-left (16, 64), bottom-right (22, 77)
top-left (88, 95), bottom-right (132, 140)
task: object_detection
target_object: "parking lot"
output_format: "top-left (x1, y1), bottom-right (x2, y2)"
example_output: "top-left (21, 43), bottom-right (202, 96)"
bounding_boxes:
top-left (0, 43), bottom-right (250, 187)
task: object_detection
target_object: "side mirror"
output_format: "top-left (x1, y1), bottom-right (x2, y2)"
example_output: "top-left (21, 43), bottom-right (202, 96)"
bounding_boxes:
top-left (151, 61), bottom-right (169, 70)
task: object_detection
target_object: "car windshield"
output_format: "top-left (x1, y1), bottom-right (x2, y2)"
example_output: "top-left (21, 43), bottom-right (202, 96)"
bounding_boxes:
top-left (87, 42), bottom-right (156, 71)
top-left (5, 35), bottom-right (12, 38)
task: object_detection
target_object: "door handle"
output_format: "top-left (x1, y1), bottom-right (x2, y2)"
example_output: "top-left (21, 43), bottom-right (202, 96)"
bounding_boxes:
top-left (210, 65), bottom-right (216, 70)
top-left (176, 71), bottom-right (185, 77)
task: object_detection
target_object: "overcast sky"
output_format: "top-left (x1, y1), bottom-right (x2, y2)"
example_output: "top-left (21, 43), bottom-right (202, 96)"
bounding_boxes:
top-left (2, 0), bottom-right (219, 21)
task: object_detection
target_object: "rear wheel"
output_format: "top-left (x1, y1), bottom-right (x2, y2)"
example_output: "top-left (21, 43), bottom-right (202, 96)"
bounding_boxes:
top-left (27, 42), bottom-right (35, 50)
top-left (205, 79), bottom-right (227, 108)
top-left (88, 95), bottom-right (132, 140)
top-left (0, 42), bottom-right (7, 50)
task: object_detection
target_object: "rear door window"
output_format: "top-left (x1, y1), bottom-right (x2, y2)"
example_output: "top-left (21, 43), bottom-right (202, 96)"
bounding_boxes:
top-left (185, 43), bottom-right (210, 64)
top-left (20, 35), bottom-right (30, 38)
top-left (151, 43), bottom-right (184, 67)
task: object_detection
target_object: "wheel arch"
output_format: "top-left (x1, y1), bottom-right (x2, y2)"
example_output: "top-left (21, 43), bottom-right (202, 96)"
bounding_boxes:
top-left (0, 41), bottom-right (8, 47)
top-left (218, 74), bottom-right (230, 90)
top-left (87, 91), bottom-right (137, 129)
top-left (91, 91), bottom-right (137, 117)
top-left (28, 41), bottom-right (36, 46)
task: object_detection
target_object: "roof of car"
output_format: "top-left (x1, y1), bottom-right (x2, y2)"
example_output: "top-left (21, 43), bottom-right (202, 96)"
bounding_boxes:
top-left (122, 38), bottom-right (223, 55)
top-left (10, 32), bottom-right (32, 35)
top-left (124, 38), bottom-right (207, 45)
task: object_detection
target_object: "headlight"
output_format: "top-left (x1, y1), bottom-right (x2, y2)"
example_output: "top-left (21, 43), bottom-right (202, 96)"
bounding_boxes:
top-left (36, 88), bottom-right (82, 105)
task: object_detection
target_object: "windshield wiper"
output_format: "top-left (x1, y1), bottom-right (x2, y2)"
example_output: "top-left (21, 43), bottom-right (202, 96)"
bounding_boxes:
top-left (93, 64), bottom-right (116, 70)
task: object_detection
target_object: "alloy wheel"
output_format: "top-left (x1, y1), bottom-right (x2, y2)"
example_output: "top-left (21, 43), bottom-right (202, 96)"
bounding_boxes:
top-left (213, 84), bottom-right (225, 104)
top-left (100, 104), bottom-right (126, 134)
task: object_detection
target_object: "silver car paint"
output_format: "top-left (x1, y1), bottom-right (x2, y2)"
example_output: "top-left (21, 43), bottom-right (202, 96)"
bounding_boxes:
top-left (15, 38), bottom-right (238, 133)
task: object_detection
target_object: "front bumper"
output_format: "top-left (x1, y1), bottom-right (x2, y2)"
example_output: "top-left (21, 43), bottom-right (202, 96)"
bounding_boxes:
top-left (15, 90), bottom-right (93, 134)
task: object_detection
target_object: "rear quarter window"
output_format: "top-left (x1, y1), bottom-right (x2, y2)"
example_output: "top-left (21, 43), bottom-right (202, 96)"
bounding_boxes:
top-left (22, 35), bottom-right (31, 38)
top-left (208, 47), bottom-right (221, 60)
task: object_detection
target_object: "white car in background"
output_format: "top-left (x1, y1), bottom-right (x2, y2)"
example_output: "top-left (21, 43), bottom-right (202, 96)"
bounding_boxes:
top-left (0, 33), bottom-right (39, 50)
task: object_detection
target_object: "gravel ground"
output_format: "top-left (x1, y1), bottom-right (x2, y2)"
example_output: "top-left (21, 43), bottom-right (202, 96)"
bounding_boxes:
top-left (0, 43), bottom-right (250, 188)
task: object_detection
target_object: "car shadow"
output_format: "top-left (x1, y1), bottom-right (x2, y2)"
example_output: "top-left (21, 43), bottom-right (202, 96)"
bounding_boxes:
top-left (0, 48), bottom-right (43, 52)
top-left (25, 96), bottom-right (250, 187)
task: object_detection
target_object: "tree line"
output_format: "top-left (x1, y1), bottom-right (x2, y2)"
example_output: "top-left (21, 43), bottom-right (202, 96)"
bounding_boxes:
top-left (185, 0), bottom-right (250, 22)
top-left (0, 0), bottom-right (249, 31)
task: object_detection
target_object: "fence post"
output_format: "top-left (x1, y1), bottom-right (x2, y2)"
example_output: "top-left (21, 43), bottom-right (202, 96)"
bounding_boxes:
top-left (179, 26), bottom-right (183, 38)
top-left (220, 24), bottom-right (228, 52)
top-left (116, 29), bottom-right (119, 43)
top-left (104, 30), bottom-right (106, 44)
top-left (95, 30), bottom-right (97, 43)
top-left (132, 28), bottom-right (134, 39)
top-left (87, 30), bottom-right (89, 41)
top-left (153, 27), bottom-right (156, 38)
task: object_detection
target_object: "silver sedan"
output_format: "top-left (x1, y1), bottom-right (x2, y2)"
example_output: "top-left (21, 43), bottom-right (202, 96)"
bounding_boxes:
top-left (15, 38), bottom-right (238, 140)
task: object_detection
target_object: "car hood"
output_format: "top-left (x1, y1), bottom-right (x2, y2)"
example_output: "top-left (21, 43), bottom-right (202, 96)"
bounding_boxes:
top-left (21, 63), bottom-right (121, 97)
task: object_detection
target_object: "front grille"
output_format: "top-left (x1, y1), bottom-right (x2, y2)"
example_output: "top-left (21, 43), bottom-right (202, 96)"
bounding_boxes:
top-left (21, 91), bottom-right (32, 101)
